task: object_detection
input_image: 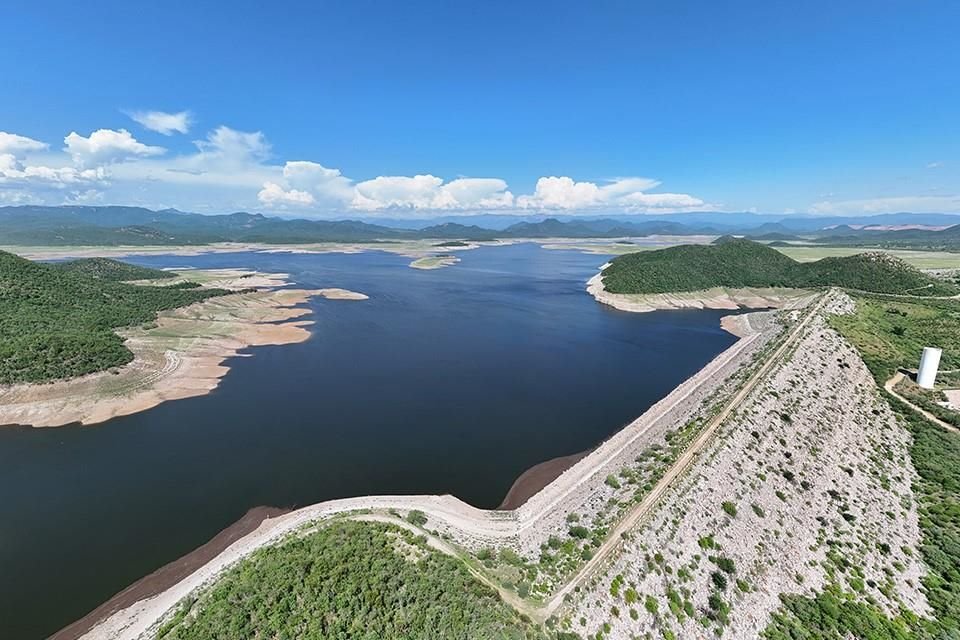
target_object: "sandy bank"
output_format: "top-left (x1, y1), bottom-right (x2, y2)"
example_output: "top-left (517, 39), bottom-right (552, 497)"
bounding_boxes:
top-left (317, 287), bottom-right (369, 300)
top-left (410, 255), bottom-right (461, 270)
top-left (498, 450), bottom-right (591, 510)
top-left (51, 506), bottom-right (290, 640)
top-left (0, 271), bottom-right (368, 428)
top-left (587, 264), bottom-right (812, 313)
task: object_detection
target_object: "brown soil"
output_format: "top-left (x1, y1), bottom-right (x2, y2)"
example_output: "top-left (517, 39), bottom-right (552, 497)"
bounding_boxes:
top-left (50, 506), bottom-right (290, 640)
top-left (498, 450), bottom-right (591, 510)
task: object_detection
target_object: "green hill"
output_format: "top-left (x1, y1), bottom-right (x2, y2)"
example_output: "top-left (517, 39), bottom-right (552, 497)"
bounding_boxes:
top-left (0, 251), bottom-right (227, 384)
top-left (52, 257), bottom-right (175, 281)
top-left (602, 238), bottom-right (959, 296)
top-left (155, 520), bottom-right (569, 640)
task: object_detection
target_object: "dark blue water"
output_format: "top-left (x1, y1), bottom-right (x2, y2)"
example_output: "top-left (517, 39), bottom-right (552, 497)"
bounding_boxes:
top-left (0, 244), bottom-right (738, 639)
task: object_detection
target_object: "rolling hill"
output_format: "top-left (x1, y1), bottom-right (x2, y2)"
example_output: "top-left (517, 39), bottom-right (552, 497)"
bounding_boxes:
top-left (52, 257), bottom-right (175, 281)
top-left (0, 251), bottom-right (226, 384)
top-left (601, 238), bottom-right (960, 296)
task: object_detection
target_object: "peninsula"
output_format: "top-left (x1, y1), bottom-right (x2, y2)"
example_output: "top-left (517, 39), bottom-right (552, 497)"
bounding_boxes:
top-left (589, 237), bottom-right (958, 312)
top-left (0, 251), bottom-right (367, 427)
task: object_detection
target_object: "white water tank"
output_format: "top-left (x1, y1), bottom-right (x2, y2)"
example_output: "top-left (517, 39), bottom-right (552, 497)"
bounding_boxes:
top-left (918, 347), bottom-right (942, 389)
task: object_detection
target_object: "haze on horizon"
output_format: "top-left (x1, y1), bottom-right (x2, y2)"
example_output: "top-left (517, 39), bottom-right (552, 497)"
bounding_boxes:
top-left (1, 1), bottom-right (957, 218)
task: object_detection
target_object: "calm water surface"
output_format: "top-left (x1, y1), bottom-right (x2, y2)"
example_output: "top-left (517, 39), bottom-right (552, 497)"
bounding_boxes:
top-left (0, 244), bottom-right (739, 639)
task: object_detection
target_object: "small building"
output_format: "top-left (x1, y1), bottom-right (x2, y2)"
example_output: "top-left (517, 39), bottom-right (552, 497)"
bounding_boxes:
top-left (918, 347), bottom-right (942, 389)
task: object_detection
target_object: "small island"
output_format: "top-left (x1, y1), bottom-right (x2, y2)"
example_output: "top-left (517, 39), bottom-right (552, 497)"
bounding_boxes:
top-left (410, 254), bottom-right (460, 270)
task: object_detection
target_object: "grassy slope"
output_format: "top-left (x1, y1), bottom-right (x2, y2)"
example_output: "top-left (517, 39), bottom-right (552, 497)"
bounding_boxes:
top-left (52, 257), bottom-right (175, 281)
top-left (156, 520), bottom-right (572, 640)
top-left (829, 296), bottom-right (960, 383)
top-left (762, 294), bottom-right (960, 639)
top-left (0, 250), bottom-right (226, 383)
top-left (602, 239), bottom-right (959, 297)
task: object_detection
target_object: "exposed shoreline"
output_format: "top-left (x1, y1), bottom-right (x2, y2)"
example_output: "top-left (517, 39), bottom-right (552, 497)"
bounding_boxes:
top-left (498, 449), bottom-right (592, 510)
top-left (71, 294), bottom-right (786, 640)
top-left (2, 240), bottom-right (488, 262)
top-left (50, 506), bottom-right (291, 640)
top-left (0, 271), bottom-right (368, 428)
top-left (410, 254), bottom-right (460, 269)
top-left (586, 263), bottom-right (811, 314)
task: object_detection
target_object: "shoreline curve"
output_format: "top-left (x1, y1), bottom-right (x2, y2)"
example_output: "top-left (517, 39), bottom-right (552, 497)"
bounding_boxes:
top-left (0, 271), bottom-right (368, 428)
top-left (586, 263), bottom-right (811, 314)
top-left (69, 296), bottom-right (784, 639)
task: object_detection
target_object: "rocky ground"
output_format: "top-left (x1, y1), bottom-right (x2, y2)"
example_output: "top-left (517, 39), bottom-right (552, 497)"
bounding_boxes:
top-left (563, 295), bottom-right (929, 639)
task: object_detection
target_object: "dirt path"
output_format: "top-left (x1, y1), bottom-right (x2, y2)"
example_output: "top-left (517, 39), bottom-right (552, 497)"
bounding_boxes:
top-left (351, 513), bottom-right (537, 617)
top-left (884, 372), bottom-right (960, 434)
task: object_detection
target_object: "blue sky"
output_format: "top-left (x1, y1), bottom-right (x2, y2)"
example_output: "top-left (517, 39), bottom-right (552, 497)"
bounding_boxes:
top-left (1, 1), bottom-right (958, 217)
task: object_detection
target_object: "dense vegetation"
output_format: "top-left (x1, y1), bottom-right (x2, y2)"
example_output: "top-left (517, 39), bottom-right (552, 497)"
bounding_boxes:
top-left (0, 250), bottom-right (226, 383)
top-left (830, 295), bottom-right (960, 385)
top-left (52, 257), bottom-right (174, 281)
top-left (763, 587), bottom-right (917, 639)
top-left (602, 238), bottom-right (959, 296)
top-left (763, 294), bottom-right (960, 638)
top-left (156, 520), bottom-right (570, 640)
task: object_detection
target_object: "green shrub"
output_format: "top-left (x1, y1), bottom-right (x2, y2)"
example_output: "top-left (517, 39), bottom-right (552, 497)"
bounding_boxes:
top-left (407, 510), bottom-right (428, 526)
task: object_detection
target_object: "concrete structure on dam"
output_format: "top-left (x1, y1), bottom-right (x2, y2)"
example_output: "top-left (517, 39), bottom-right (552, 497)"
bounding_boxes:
top-left (918, 346), bottom-right (943, 389)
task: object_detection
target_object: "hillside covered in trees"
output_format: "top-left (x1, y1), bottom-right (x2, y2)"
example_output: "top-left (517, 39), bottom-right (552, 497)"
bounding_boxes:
top-left (156, 520), bottom-right (571, 640)
top-left (601, 238), bottom-right (959, 296)
top-left (0, 251), bottom-right (226, 384)
top-left (51, 257), bottom-right (175, 282)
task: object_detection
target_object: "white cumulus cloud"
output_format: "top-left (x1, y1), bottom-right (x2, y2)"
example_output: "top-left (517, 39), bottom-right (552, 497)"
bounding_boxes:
top-left (255, 161), bottom-right (355, 210)
top-left (0, 153), bottom-right (106, 186)
top-left (282, 161), bottom-right (354, 201)
top-left (351, 175), bottom-right (514, 211)
top-left (64, 129), bottom-right (165, 166)
top-left (128, 110), bottom-right (193, 135)
top-left (0, 131), bottom-right (49, 155)
top-left (257, 181), bottom-right (315, 206)
top-left (1, 126), bottom-right (711, 216)
top-left (516, 176), bottom-right (704, 212)
top-left (194, 126), bottom-right (270, 164)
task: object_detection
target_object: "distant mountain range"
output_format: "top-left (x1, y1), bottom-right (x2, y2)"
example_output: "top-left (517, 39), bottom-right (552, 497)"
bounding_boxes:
top-left (1, 205), bottom-right (959, 249)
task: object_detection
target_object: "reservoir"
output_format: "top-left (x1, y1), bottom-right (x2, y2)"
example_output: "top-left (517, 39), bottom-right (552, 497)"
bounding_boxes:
top-left (0, 243), bottom-right (739, 639)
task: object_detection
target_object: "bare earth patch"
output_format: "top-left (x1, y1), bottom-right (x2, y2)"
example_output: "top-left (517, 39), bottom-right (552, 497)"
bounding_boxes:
top-left (317, 287), bottom-right (369, 300)
top-left (0, 270), bottom-right (367, 428)
top-left (409, 255), bottom-right (460, 270)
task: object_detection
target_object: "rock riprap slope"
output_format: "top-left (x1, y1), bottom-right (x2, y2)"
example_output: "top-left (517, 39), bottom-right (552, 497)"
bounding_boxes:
top-left (562, 304), bottom-right (928, 639)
